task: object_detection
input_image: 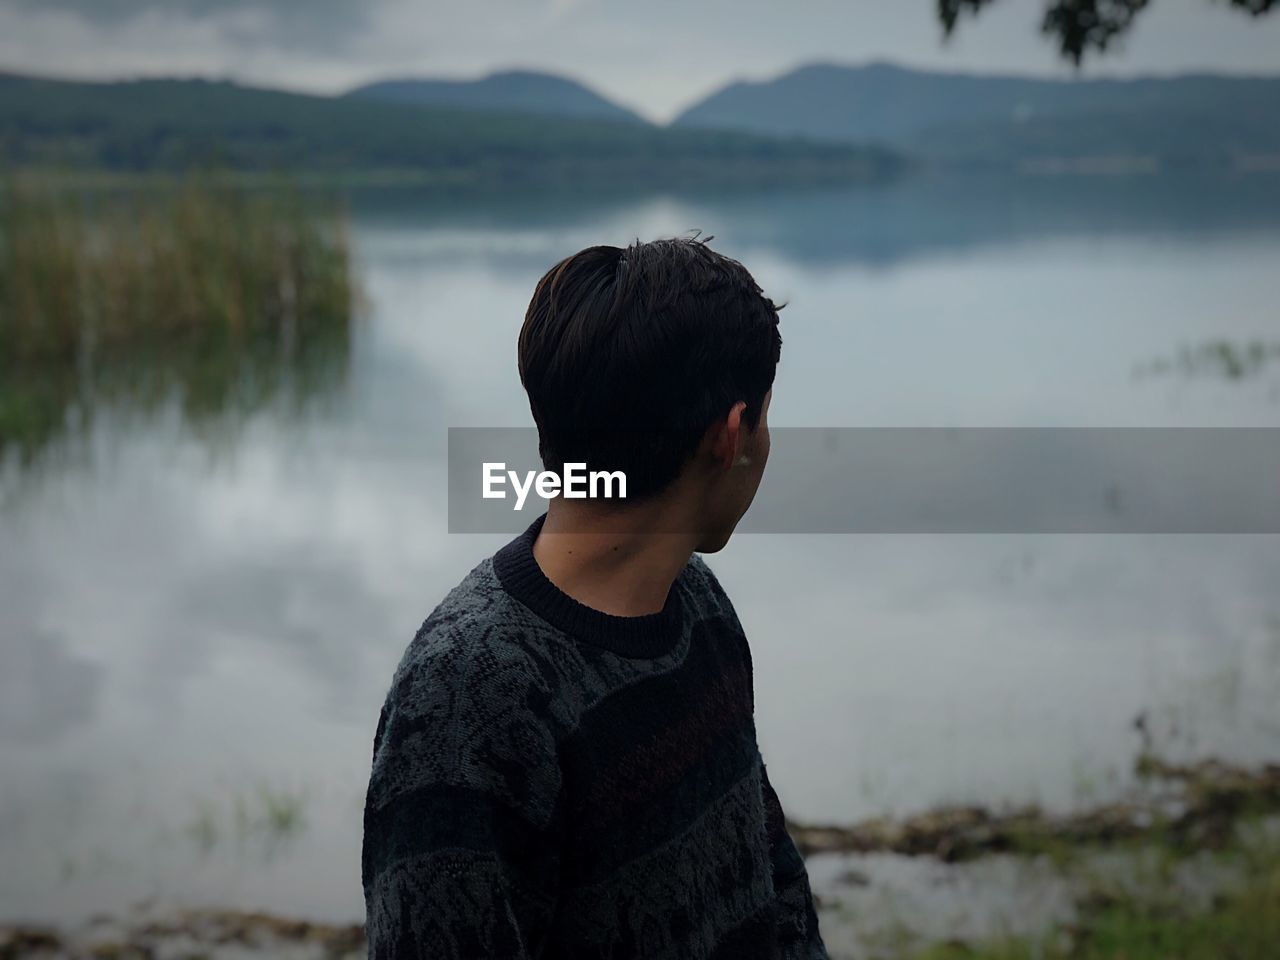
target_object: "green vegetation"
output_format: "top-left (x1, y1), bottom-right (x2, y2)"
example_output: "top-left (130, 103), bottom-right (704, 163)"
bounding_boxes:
top-left (0, 174), bottom-right (355, 470)
top-left (802, 755), bottom-right (1280, 958)
top-left (911, 823), bottom-right (1280, 960)
top-left (184, 782), bottom-right (309, 862)
top-left (1136, 339), bottom-right (1280, 382)
top-left (876, 754), bottom-right (1280, 960)
top-left (0, 73), bottom-right (900, 188)
top-left (939, 0), bottom-right (1278, 66)
top-left (674, 63), bottom-right (1280, 172)
top-left (791, 758), bottom-right (1280, 865)
top-left (347, 69), bottom-right (645, 124)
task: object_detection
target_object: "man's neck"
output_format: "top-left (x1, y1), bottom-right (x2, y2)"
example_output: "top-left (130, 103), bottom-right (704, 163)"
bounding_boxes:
top-left (533, 500), bottom-right (701, 618)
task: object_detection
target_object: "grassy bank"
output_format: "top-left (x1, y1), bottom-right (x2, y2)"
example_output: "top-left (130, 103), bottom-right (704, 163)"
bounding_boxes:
top-left (912, 820), bottom-right (1280, 960)
top-left (793, 758), bottom-right (1280, 866)
top-left (0, 174), bottom-right (356, 469)
top-left (2, 761), bottom-right (1276, 959)
top-left (804, 753), bottom-right (1280, 959)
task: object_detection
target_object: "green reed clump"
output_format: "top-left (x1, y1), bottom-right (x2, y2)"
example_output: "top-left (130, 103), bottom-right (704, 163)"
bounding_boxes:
top-left (0, 173), bottom-right (354, 360)
top-left (0, 174), bottom-right (356, 466)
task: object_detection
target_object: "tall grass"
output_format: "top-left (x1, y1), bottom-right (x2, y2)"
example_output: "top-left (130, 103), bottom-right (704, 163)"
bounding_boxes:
top-left (0, 174), bottom-right (356, 466)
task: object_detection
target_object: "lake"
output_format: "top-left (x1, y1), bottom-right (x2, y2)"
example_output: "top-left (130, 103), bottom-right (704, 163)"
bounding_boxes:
top-left (2, 173), bottom-right (1279, 925)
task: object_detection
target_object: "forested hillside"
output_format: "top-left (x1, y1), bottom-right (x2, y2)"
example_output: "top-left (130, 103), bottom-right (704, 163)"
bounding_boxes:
top-left (0, 73), bottom-right (899, 187)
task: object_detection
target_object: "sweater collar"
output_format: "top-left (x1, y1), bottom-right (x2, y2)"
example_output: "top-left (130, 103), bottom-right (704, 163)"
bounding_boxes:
top-left (492, 513), bottom-right (685, 659)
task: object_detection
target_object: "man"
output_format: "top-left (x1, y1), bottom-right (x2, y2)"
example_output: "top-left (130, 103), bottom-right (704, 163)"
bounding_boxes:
top-left (362, 238), bottom-right (828, 958)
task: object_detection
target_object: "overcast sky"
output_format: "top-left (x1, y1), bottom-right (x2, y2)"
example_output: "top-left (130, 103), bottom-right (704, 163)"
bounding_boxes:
top-left (2, 0), bottom-right (1278, 121)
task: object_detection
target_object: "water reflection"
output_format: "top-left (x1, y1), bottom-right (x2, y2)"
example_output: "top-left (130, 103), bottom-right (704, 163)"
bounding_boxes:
top-left (2, 175), bottom-right (1280, 925)
top-left (0, 310), bottom-right (353, 494)
top-left (0, 626), bottom-right (101, 746)
top-left (351, 172), bottom-right (1280, 269)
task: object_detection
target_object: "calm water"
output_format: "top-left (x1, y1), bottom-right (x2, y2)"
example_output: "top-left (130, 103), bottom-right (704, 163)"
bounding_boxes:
top-left (2, 174), bottom-right (1279, 924)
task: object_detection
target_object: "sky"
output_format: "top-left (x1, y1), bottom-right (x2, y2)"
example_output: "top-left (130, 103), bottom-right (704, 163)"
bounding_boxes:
top-left (1, 0), bottom-right (1279, 121)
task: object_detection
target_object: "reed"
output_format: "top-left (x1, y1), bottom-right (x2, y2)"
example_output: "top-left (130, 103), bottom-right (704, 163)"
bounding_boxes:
top-left (0, 174), bottom-right (356, 466)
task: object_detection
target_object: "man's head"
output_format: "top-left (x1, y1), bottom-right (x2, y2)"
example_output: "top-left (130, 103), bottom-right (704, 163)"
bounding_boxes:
top-left (519, 237), bottom-right (781, 551)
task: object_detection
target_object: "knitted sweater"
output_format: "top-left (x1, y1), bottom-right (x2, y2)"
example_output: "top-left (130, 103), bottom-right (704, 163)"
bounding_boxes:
top-left (361, 514), bottom-right (828, 959)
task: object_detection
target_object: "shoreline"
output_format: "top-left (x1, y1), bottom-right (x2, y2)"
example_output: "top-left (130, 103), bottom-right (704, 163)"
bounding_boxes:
top-left (4, 754), bottom-right (1277, 959)
top-left (789, 755), bottom-right (1280, 862)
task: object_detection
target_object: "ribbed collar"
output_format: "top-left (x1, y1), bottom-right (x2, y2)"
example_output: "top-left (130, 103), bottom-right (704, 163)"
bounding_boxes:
top-left (492, 513), bottom-right (685, 659)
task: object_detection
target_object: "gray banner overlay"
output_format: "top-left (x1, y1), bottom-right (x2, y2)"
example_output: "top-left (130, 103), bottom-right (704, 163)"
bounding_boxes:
top-left (448, 427), bottom-right (1280, 534)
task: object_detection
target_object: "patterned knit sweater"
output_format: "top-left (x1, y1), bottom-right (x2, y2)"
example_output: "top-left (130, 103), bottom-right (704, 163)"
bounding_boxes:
top-left (362, 514), bottom-right (828, 959)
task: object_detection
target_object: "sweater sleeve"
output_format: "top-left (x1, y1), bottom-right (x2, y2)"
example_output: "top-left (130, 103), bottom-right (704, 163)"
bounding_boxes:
top-left (760, 754), bottom-right (829, 959)
top-left (361, 632), bottom-right (565, 959)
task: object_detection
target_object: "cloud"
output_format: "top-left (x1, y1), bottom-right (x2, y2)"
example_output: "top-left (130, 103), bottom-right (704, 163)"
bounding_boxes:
top-left (549, 0), bottom-right (591, 16)
top-left (1, 0), bottom-right (361, 22)
top-left (0, 0), bottom-right (380, 50)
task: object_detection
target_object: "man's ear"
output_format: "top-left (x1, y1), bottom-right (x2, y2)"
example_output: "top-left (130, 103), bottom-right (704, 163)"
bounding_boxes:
top-left (704, 401), bottom-right (747, 472)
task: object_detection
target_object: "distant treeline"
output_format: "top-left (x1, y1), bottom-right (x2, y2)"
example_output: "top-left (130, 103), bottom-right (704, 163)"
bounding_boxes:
top-left (675, 63), bottom-right (1280, 174)
top-left (0, 74), bottom-right (900, 188)
top-left (4, 64), bottom-right (1275, 186)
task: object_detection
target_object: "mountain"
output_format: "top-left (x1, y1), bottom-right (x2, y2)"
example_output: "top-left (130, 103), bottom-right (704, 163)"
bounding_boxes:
top-left (346, 70), bottom-right (644, 124)
top-left (675, 62), bottom-right (1280, 171)
top-left (0, 73), bottom-right (900, 188)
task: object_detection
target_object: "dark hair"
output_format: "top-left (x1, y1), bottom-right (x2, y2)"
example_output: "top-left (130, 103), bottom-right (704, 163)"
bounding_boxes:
top-left (518, 237), bottom-right (782, 499)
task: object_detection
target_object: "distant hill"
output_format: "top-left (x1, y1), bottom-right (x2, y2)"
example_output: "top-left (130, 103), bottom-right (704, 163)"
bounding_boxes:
top-left (675, 62), bottom-right (1280, 172)
top-left (346, 70), bottom-right (644, 124)
top-left (0, 73), bottom-right (900, 188)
